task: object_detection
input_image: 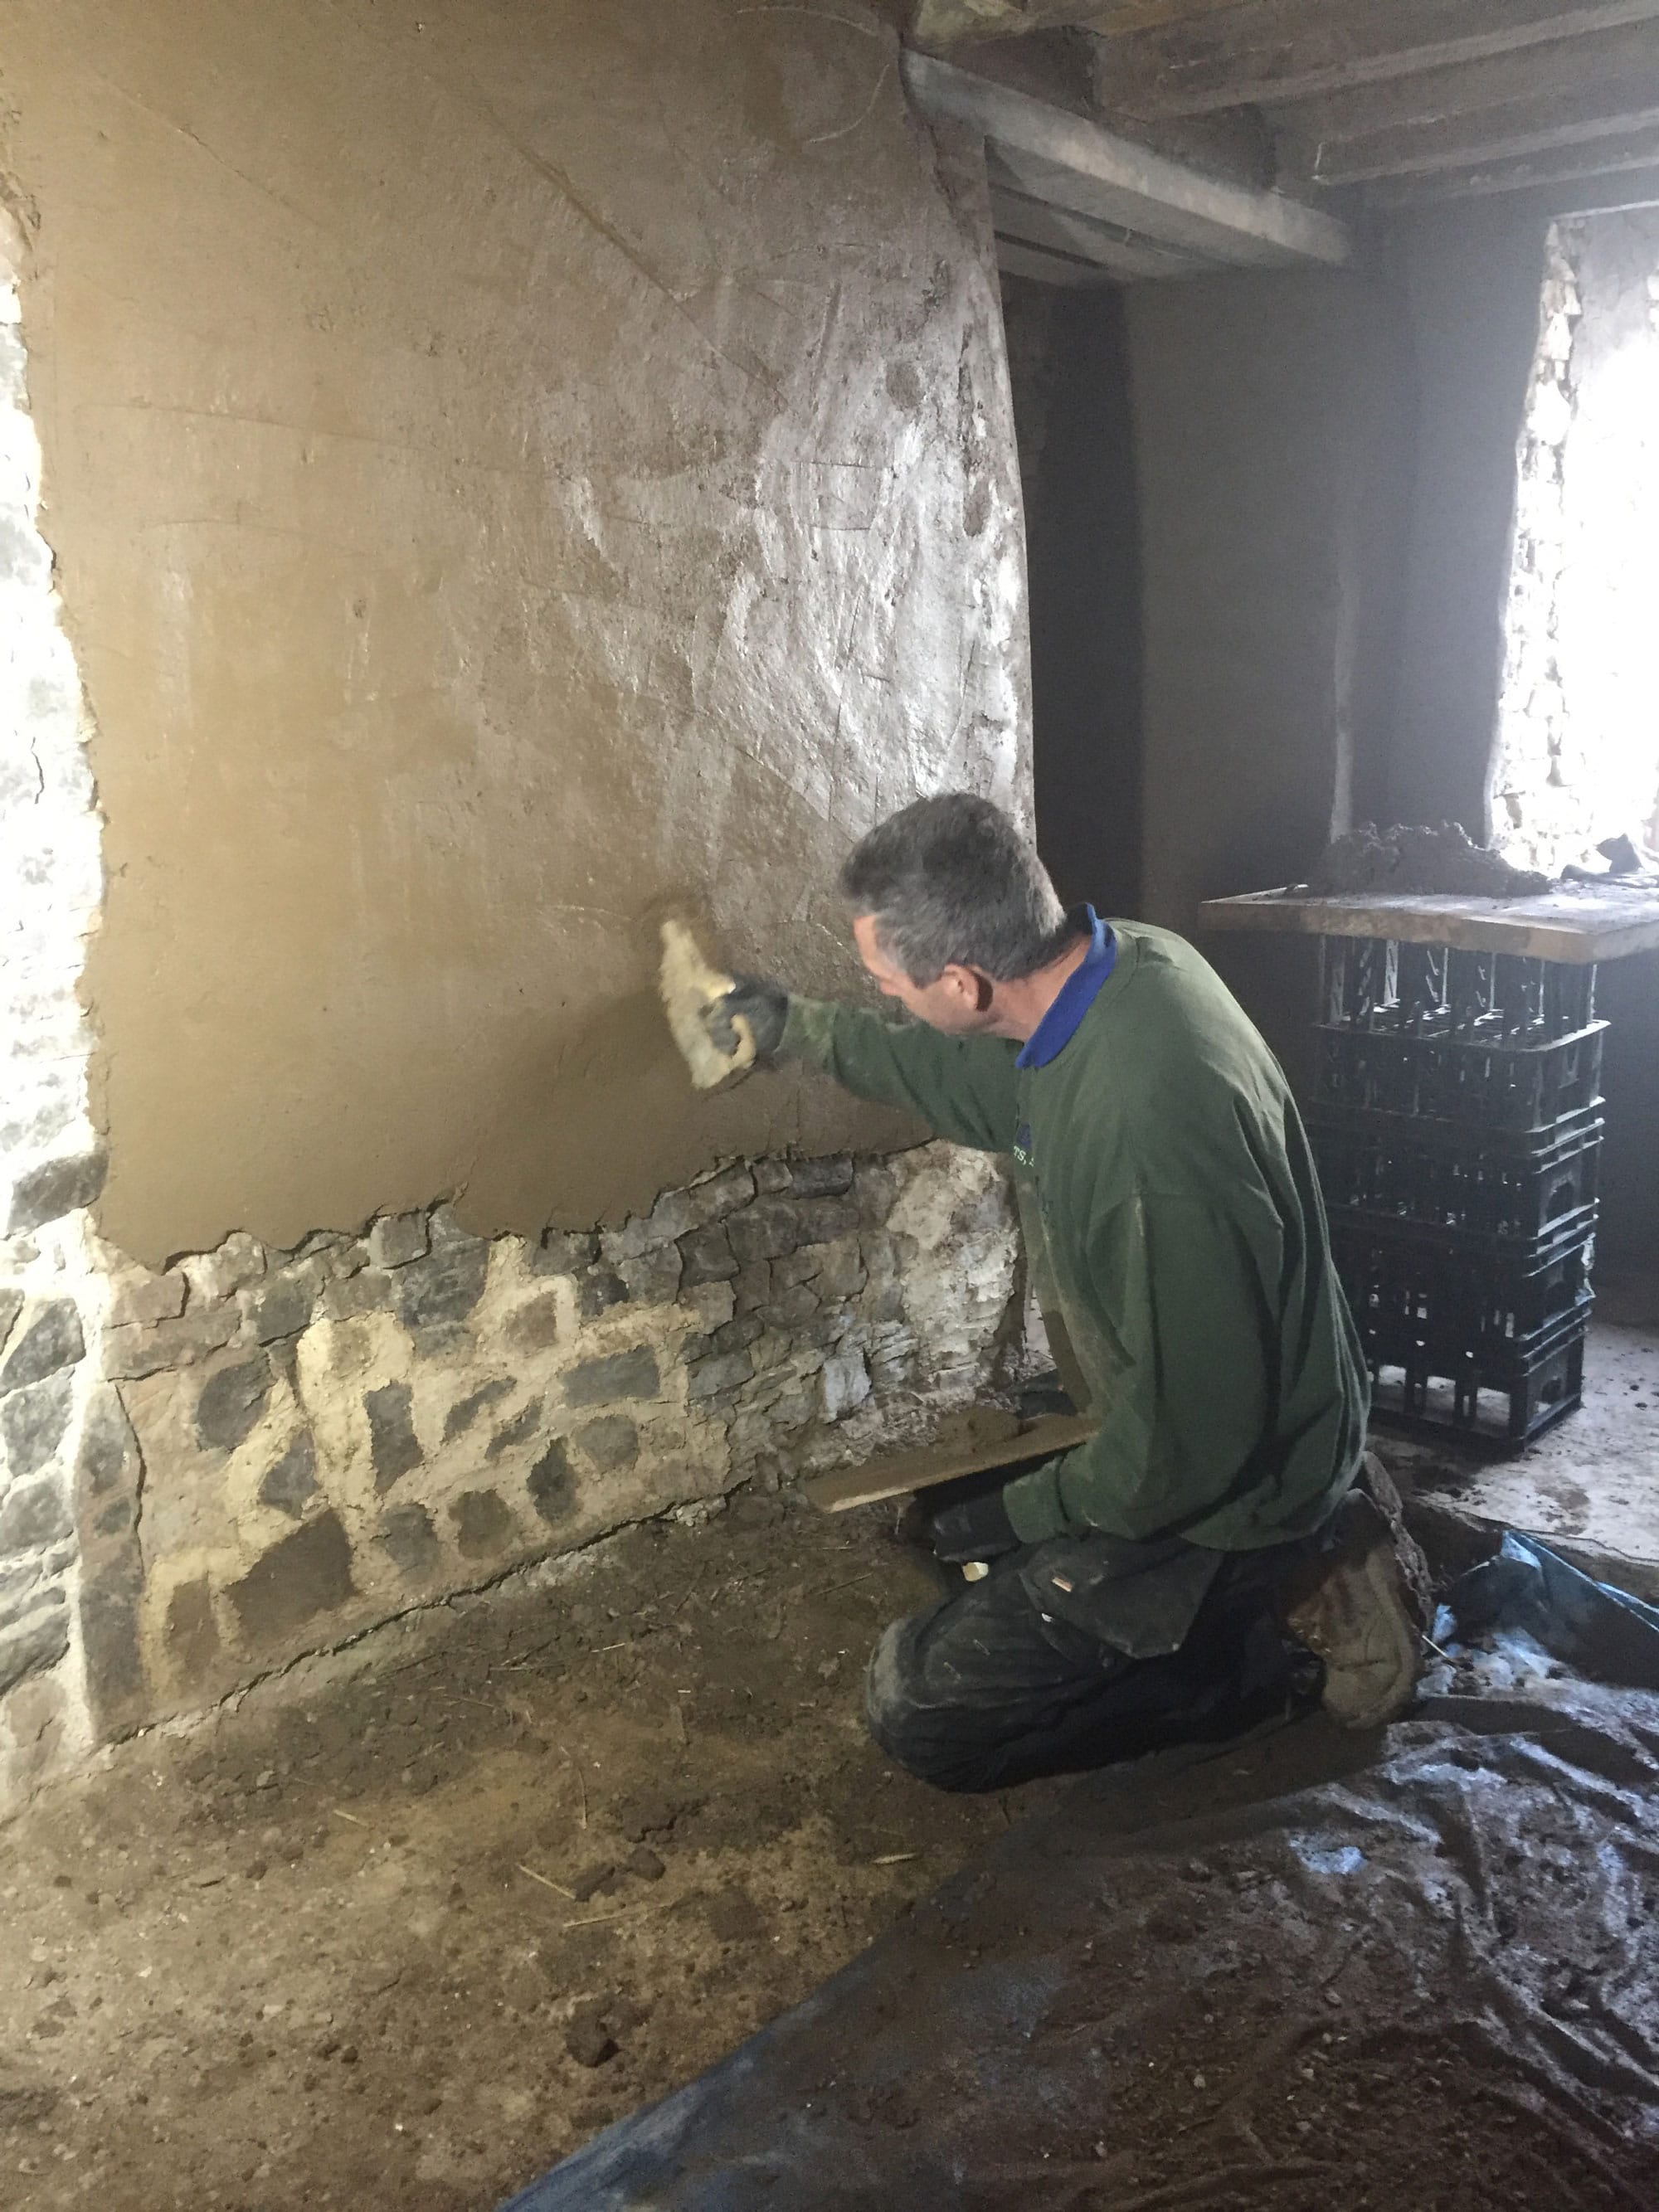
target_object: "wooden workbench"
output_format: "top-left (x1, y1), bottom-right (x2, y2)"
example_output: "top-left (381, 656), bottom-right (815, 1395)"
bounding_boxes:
top-left (1199, 882), bottom-right (1659, 965)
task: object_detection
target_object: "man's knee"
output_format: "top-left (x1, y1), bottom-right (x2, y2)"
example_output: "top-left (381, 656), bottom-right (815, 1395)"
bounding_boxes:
top-left (861, 1616), bottom-right (1001, 1794)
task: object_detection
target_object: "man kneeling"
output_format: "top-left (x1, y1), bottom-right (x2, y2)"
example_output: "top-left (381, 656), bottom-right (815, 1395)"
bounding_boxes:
top-left (703, 795), bottom-right (1427, 1793)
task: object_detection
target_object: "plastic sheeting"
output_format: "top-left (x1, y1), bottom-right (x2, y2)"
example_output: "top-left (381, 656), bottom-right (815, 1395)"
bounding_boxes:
top-left (506, 1539), bottom-right (1659, 2210)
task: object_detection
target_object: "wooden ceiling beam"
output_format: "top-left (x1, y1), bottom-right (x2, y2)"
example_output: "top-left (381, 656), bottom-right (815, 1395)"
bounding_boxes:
top-left (1093, 0), bottom-right (1659, 121)
top-left (903, 49), bottom-right (1351, 260)
top-left (989, 176), bottom-right (1218, 274)
top-left (1274, 18), bottom-right (1659, 148)
top-left (1283, 86), bottom-right (1659, 187)
top-left (1368, 131), bottom-right (1659, 203)
top-left (909, 0), bottom-right (1246, 51)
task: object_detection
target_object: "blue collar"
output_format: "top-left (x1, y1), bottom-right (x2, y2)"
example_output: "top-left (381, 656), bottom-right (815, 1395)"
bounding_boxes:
top-left (1015, 907), bottom-right (1116, 1072)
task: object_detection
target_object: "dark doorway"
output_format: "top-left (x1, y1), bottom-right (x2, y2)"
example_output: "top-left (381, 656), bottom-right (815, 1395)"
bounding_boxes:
top-left (1000, 273), bottom-right (1144, 917)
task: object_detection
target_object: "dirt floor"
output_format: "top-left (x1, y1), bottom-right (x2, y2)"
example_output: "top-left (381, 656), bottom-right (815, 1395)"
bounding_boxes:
top-left (0, 1493), bottom-right (1063, 2212)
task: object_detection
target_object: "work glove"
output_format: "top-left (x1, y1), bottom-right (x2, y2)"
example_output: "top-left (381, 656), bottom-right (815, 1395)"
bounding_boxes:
top-left (927, 1487), bottom-right (1019, 1567)
top-left (708, 975), bottom-right (790, 1064)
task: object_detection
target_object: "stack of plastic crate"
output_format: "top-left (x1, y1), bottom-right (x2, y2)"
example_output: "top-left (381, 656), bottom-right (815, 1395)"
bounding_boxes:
top-left (1309, 937), bottom-right (1606, 1447)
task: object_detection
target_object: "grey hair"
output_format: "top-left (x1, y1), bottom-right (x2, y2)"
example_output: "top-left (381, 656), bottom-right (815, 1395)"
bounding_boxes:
top-left (839, 794), bottom-right (1071, 985)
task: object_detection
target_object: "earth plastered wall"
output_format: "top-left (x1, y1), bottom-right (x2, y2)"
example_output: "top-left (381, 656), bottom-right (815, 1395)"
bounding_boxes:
top-left (0, 0), bottom-right (1033, 1806)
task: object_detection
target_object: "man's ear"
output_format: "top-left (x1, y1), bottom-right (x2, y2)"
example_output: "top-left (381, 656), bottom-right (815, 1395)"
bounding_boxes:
top-left (940, 963), bottom-right (993, 1014)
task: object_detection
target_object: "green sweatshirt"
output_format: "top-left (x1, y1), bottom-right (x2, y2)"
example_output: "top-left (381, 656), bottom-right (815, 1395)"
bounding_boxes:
top-left (782, 922), bottom-right (1368, 1551)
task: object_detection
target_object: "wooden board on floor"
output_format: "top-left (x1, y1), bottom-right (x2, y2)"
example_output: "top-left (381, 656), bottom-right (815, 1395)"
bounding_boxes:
top-left (804, 1412), bottom-right (1098, 1514)
top-left (1198, 882), bottom-right (1659, 963)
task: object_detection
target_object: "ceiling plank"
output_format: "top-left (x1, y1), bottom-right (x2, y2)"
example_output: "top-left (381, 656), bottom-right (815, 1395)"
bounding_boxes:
top-left (1275, 17), bottom-right (1659, 147)
top-left (910, 0), bottom-right (1249, 48)
top-left (996, 236), bottom-right (1112, 285)
top-left (1093, 0), bottom-right (1659, 120)
top-left (1283, 85), bottom-right (1659, 186)
top-left (903, 49), bottom-right (1351, 262)
top-left (1368, 132), bottom-right (1659, 202)
top-left (990, 179), bottom-right (1217, 274)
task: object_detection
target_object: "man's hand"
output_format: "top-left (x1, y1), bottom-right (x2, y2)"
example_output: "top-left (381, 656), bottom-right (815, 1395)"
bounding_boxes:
top-left (709, 975), bottom-right (789, 1063)
top-left (927, 1488), bottom-right (1019, 1566)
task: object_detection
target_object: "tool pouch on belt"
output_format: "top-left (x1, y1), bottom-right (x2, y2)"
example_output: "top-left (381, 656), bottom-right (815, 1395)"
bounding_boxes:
top-left (1017, 1533), bottom-right (1225, 1660)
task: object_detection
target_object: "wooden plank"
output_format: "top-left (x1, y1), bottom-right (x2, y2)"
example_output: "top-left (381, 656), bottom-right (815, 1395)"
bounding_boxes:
top-left (1368, 133), bottom-right (1659, 202)
top-left (903, 50), bottom-right (1352, 261)
top-left (1276, 21), bottom-right (1659, 183)
top-left (1291, 93), bottom-right (1659, 186)
top-left (990, 173), bottom-right (1218, 275)
top-left (996, 236), bottom-right (1112, 285)
top-left (1094, 0), bottom-right (1659, 121)
top-left (804, 1411), bottom-right (1098, 1515)
top-left (912, 0), bottom-right (1248, 48)
top-left (1198, 886), bottom-right (1659, 964)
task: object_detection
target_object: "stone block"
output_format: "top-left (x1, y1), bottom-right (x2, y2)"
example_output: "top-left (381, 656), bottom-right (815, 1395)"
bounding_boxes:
top-left (792, 1195), bottom-right (862, 1247)
top-left (78, 1558), bottom-right (145, 1733)
top-left (377, 1503), bottom-right (440, 1578)
top-left (578, 1267), bottom-right (629, 1320)
top-left (394, 1242), bottom-right (489, 1329)
top-left (163, 1578), bottom-right (221, 1689)
top-left (450, 1488), bottom-right (515, 1559)
top-left (0, 1476), bottom-right (71, 1558)
top-left (6, 1148), bottom-right (106, 1234)
top-left (506, 1291), bottom-right (563, 1350)
top-left (195, 1356), bottom-right (274, 1452)
top-left (710, 1313), bottom-right (764, 1356)
top-left (732, 1261), bottom-right (773, 1314)
top-left (486, 1398), bottom-right (543, 1460)
top-left (752, 1159), bottom-right (792, 1195)
top-left (685, 1282), bottom-right (737, 1331)
top-left (679, 1223), bottom-right (737, 1286)
top-left (771, 1248), bottom-right (822, 1290)
top-left (685, 1165), bottom-right (755, 1223)
top-left (180, 1232), bottom-right (266, 1308)
top-left (606, 1189), bottom-right (695, 1260)
top-left (816, 1240), bottom-right (868, 1300)
top-left (529, 1229), bottom-right (599, 1279)
top-left (576, 1416), bottom-right (639, 1473)
top-left (0, 1287), bottom-right (22, 1351)
top-left (616, 1246), bottom-right (683, 1305)
top-left (0, 1594), bottom-right (68, 1695)
top-left (527, 1441), bottom-right (574, 1523)
top-left (789, 1155), bottom-right (854, 1198)
top-left (244, 1271), bottom-right (319, 1345)
top-left (726, 1200), bottom-right (799, 1267)
top-left (854, 1163), bottom-right (902, 1226)
top-left (322, 1267), bottom-right (395, 1321)
top-left (227, 1511), bottom-right (355, 1650)
top-left (105, 1266), bottom-right (187, 1330)
top-left (0, 1297), bottom-right (84, 1395)
top-left (0, 1558), bottom-right (41, 1629)
top-left (365, 1383), bottom-right (422, 1492)
top-left (686, 1348), bottom-right (754, 1401)
top-left (442, 1377), bottom-right (514, 1442)
top-left (0, 1370), bottom-right (73, 1477)
top-left (565, 1346), bottom-right (659, 1407)
top-left (758, 1284), bottom-right (820, 1331)
top-left (258, 1431), bottom-right (319, 1519)
top-left (820, 1349), bottom-right (872, 1422)
top-left (367, 1212), bottom-right (431, 1269)
top-left (102, 1305), bottom-right (239, 1379)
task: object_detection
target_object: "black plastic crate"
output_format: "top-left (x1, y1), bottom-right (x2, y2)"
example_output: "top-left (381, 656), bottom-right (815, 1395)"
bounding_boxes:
top-left (1312, 1111), bottom-right (1603, 1248)
top-left (1313, 1018), bottom-right (1607, 1135)
top-left (1331, 1218), bottom-right (1594, 1371)
top-left (1321, 938), bottom-right (1596, 1043)
top-left (1365, 1307), bottom-right (1588, 1449)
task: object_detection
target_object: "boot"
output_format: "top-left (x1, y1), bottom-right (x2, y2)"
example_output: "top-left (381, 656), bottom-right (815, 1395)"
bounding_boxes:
top-left (1283, 1454), bottom-right (1432, 1729)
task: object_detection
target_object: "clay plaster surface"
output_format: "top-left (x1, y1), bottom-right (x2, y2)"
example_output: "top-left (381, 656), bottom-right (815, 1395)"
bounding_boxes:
top-left (0, 0), bottom-right (1029, 1262)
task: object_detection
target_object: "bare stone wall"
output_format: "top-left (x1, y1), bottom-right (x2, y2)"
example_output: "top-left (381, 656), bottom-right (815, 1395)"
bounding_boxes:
top-left (4, 1142), bottom-right (1020, 1806)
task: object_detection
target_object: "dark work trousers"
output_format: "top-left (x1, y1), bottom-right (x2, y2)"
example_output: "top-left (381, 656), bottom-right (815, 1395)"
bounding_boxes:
top-left (864, 1535), bottom-right (1314, 1794)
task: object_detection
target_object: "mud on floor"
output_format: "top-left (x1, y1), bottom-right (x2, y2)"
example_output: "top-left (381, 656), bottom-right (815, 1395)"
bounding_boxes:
top-left (0, 1493), bottom-right (1058, 2210)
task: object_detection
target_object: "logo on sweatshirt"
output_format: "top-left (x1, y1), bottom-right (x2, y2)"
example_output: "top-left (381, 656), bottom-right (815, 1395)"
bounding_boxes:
top-left (1013, 1121), bottom-right (1034, 1169)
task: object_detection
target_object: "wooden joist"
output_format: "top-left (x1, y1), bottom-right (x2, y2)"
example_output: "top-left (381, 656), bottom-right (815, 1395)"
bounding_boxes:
top-left (1277, 19), bottom-right (1659, 183)
top-left (1370, 133), bottom-right (1659, 204)
top-left (1095, 0), bottom-right (1659, 121)
top-left (904, 49), bottom-right (1350, 265)
top-left (991, 177), bottom-right (1216, 277)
